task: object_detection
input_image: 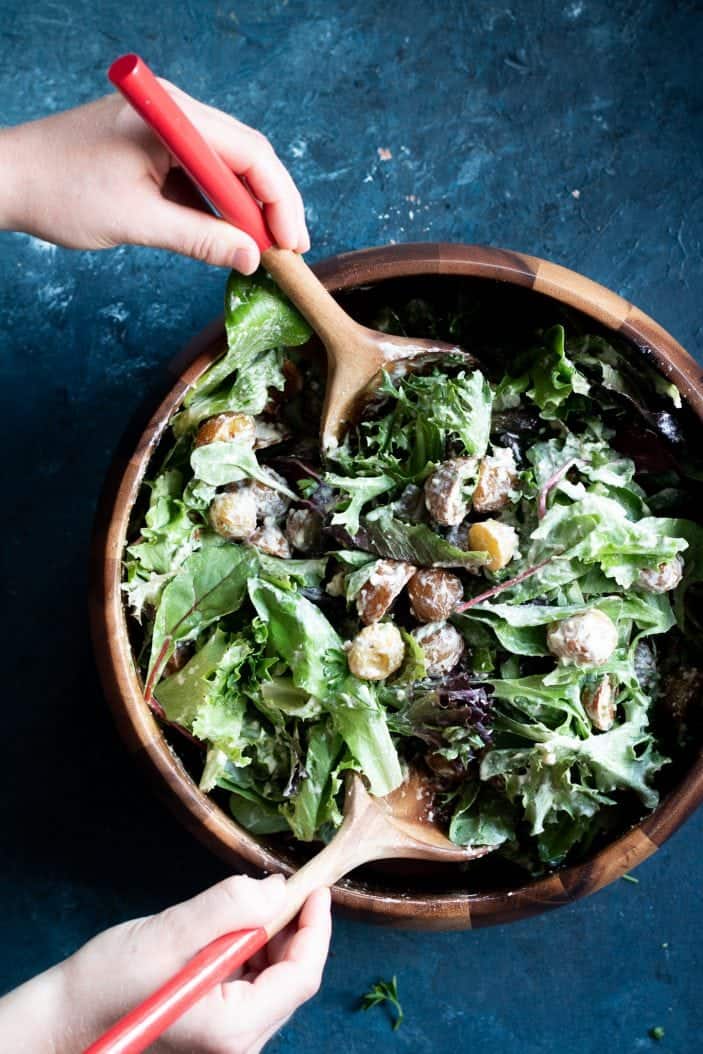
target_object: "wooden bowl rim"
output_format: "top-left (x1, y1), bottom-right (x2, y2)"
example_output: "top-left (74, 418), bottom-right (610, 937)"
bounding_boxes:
top-left (90, 242), bottom-right (703, 930)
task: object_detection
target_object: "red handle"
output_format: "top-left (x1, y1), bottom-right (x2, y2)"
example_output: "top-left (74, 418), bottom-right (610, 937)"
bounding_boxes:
top-left (108, 53), bottom-right (274, 252)
top-left (83, 926), bottom-right (268, 1054)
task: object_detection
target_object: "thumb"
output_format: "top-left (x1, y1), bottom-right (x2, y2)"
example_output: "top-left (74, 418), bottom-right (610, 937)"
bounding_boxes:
top-left (149, 874), bottom-right (287, 959)
top-left (132, 197), bottom-right (261, 273)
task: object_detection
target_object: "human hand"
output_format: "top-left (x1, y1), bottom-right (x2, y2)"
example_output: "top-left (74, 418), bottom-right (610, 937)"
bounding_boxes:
top-left (0, 89), bottom-right (309, 273)
top-left (0, 874), bottom-right (331, 1054)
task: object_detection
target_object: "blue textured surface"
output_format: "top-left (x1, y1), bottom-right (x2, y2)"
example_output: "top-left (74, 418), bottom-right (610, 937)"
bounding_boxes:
top-left (2, 1), bottom-right (703, 1051)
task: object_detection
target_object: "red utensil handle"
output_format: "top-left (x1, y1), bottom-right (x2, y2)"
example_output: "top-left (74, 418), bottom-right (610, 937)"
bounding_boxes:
top-left (83, 926), bottom-right (268, 1054)
top-left (108, 53), bottom-right (274, 253)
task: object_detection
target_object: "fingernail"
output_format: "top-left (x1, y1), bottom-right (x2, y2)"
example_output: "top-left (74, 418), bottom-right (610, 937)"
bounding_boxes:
top-left (233, 248), bottom-right (258, 275)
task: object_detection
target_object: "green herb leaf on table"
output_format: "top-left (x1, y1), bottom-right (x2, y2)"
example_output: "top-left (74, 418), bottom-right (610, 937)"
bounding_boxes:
top-left (360, 976), bottom-right (404, 1031)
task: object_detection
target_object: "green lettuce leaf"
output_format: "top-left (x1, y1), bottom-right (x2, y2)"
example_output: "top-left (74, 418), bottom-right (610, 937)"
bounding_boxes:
top-left (155, 627), bottom-right (231, 727)
top-left (325, 473), bottom-right (397, 536)
top-left (191, 439), bottom-right (297, 496)
top-left (172, 270), bottom-right (311, 435)
top-left (457, 593), bottom-right (676, 657)
top-left (480, 715), bottom-right (666, 835)
top-left (248, 579), bottom-right (402, 795)
top-left (283, 723), bottom-right (345, 841)
top-left (496, 325), bottom-right (590, 420)
top-left (248, 578), bottom-right (347, 698)
top-left (229, 790), bottom-right (292, 834)
top-left (126, 470), bottom-right (198, 576)
top-left (257, 553), bottom-right (328, 590)
top-left (448, 784), bottom-right (515, 848)
top-left (362, 508), bottom-right (488, 569)
top-left (332, 680), bottom-right (403, 796)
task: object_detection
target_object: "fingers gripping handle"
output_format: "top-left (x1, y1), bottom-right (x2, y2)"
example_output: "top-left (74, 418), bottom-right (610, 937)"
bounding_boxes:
top-left (108, 54), bottom-right (274, 252)
top-left (82, 926), bottom-right (268, 1054)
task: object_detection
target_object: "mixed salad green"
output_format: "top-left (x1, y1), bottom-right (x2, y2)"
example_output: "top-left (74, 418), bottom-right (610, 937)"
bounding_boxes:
top-left (124, 270), bottom-right (703, 872)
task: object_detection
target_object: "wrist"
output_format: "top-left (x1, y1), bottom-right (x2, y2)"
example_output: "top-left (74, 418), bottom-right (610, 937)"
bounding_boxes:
top-left (0, 124), bottom-right (33, 233)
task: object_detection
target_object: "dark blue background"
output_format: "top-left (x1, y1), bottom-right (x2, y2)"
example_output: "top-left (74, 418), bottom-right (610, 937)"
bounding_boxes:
top-left (1, 1), bottom-right (702, 1050)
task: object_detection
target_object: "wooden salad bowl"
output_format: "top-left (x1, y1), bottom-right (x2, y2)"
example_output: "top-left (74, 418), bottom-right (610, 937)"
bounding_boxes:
top-left (90, 243), bottom-right (703, 930)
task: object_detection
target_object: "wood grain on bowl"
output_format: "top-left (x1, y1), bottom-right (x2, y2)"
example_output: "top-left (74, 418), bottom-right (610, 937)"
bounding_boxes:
top-left (90, 243), bottom-right (703, 930)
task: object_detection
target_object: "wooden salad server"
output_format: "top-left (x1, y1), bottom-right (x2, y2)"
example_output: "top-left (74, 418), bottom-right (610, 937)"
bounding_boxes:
top-left (108, 53), bottom-right (470, 450)
top-left (85, 771), bottom-right (491, 1054)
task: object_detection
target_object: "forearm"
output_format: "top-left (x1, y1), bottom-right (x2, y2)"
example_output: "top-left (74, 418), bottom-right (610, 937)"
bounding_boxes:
top-left (0, 960), bottom-right (71, 1054)
top-left (0, 123), bottom-right (32, 233)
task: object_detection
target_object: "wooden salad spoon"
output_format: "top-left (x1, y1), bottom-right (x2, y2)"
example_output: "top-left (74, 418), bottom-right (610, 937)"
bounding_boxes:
top-left (108, 54), bottom-right (472, 450)
top-left (85, 770), bottom-right (492, 1053)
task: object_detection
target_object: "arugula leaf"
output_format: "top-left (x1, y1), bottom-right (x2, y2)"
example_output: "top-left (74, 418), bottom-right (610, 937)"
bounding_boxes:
top-left (148, 544), bottom-right (258, 689)
top-left (478, 668), bottom-right (667, 864)
top-left (326, 368), bottom-right (492, 497)
top-left (172, 270), bottom-right (311, 434)
top-left (480, 714), bottom-right (666, 837)
top-left (360, 976), bottom-right (404, 1031)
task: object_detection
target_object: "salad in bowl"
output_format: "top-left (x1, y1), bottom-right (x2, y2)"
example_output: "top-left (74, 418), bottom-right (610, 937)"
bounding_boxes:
top-left (123, 269), bottom-right (703, 875)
